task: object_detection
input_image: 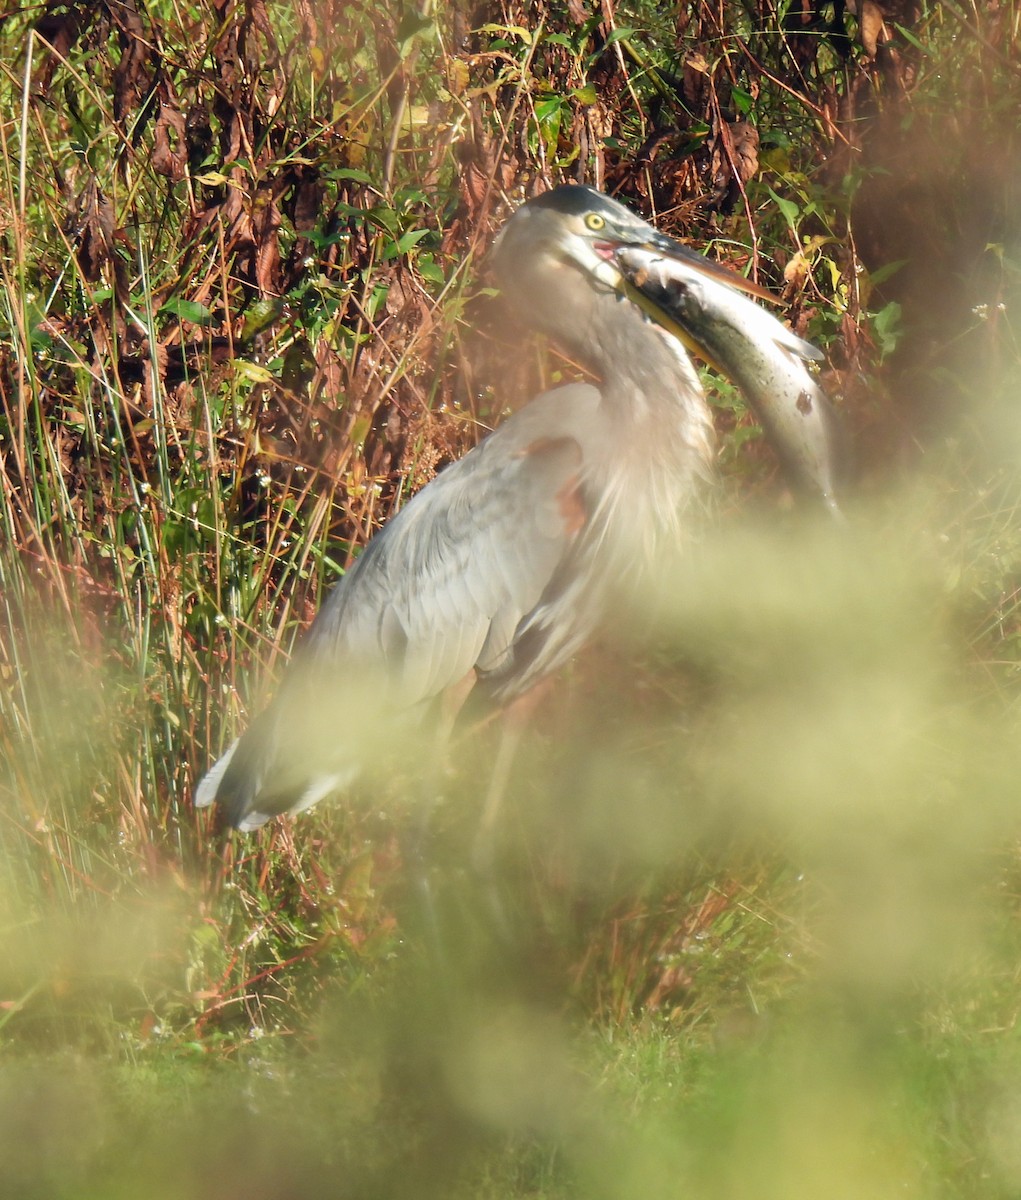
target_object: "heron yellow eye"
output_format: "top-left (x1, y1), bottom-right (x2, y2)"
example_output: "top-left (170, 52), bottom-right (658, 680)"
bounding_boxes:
top-left (584, 213), bottom-right (606, 231)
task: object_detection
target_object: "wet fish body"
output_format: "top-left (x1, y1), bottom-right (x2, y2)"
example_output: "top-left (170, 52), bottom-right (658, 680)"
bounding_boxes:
top-left (614, 245), bottom-right (846, 516)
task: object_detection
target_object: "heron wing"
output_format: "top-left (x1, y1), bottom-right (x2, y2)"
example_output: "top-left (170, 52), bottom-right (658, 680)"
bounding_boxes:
top-left (305, 384), bottom-right (602, 706)
top-left (202, 384), bottom-right (604, 825)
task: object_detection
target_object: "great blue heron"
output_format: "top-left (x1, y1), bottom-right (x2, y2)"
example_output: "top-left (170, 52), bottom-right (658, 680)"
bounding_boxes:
top-left (195, 185), bottom-right (818, 832)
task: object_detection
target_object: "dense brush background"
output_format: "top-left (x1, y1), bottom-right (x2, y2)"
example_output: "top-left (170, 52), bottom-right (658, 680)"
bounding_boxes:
top-left (2, 1), bottom-right (1021, 1195)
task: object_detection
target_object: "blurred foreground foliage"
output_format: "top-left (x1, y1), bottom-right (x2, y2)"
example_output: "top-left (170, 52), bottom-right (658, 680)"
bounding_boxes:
top-left (1, 0), bottom-right (1021, 1195)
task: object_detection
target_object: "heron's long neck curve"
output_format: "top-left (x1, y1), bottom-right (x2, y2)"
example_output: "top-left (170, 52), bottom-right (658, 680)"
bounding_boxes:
top-left (580, 294), bottom-right (716, 555)
top-left (568, 292), bottom-right (707, 431)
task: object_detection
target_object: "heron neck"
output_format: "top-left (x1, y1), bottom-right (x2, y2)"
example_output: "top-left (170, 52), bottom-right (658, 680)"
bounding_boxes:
top-left (583, 297), bottom-right (716, 552)
top-left (587, 297), bottom-right (713, 453)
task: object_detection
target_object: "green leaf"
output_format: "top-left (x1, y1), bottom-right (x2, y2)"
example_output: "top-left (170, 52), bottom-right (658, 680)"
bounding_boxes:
top-left (761, 130), bottom-right (794, 150)
top-left (366, 205), bottom-right (400, 234)
top-left (160, 297), bottom-right (213, 325)
top-left (868, 259), bottom-right (908, 288)
top-left (396, 11), bottom-right (434, 58)
top-left (824, 256), bottom-right (842, 290)
top-left (766, 185), bottom-right (801, 230)
top-left (239, 298), bottom-right (284, 341)
top-left (382, 228), bottom-right (431, 260)
top-left (398, 227), bottom-right (431, 251)
top-left (479, 22), bottom-right (531, 40)
top-left (893, 23), bottom-right (929, 54)
top-left (872, 299), bottom-right (903, 356)
top-left (535, 96), bottom-right (564, 122)
top-left (233, 360), bottom-right (276, 384)
top-left (307, 227), bottom-right (350, 251)
top-left (731, 85), bottom-right (754, 116)
top-left (322, 167), bottom-right (374, 185)
top-left (416, 253), bottom-right (446, 286)
top-left (350, 414), bottom-right (371, 446)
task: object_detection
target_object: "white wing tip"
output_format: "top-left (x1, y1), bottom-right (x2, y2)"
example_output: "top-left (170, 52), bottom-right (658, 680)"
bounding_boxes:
top-left (236, 809), bottom-right (273, 832)
top-left (195, 744), bottom-right (359, 829)
top-left (194, 739), bottom-right (240, 810)
top-left (231, 772), bottom-right (354, 831)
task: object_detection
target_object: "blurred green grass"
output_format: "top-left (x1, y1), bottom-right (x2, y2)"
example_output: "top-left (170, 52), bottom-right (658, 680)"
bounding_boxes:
top-left (6, 488), bottom-right (1021, 1196)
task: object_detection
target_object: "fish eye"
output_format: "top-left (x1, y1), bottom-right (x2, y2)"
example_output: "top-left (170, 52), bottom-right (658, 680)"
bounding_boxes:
top-left (584, 212), bottom-right (606, 231)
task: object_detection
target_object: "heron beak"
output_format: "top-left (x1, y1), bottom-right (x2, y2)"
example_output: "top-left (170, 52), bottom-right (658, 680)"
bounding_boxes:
top-left (636, 229), bottom-right (776, 303)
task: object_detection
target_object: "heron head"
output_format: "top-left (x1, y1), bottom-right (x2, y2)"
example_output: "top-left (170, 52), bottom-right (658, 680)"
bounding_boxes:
top-left (490, 185), bottom-right (770, 364)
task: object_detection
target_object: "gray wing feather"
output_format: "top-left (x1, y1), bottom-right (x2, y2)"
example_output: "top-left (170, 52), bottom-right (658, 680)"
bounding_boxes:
top-left (304, 386), bottom-right (600, 705)
top-left (201, 384), bottom-right (604, 825)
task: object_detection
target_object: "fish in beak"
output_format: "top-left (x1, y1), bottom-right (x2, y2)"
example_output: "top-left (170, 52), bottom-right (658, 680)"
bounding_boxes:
top-left (608, 240), bottom-right (847, 516)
